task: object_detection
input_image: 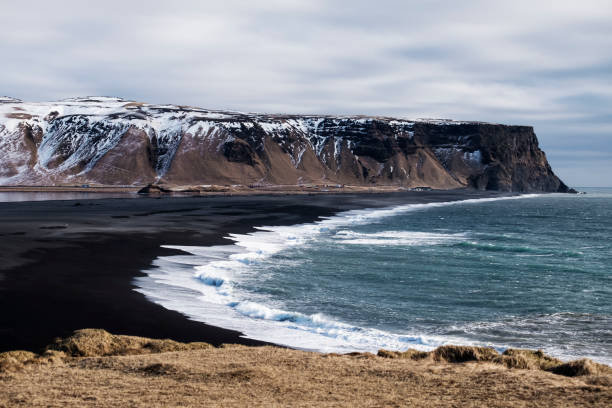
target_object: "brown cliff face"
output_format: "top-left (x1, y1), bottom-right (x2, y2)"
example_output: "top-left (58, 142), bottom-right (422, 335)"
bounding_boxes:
top-left (0, 98), bottom-right (571, 192)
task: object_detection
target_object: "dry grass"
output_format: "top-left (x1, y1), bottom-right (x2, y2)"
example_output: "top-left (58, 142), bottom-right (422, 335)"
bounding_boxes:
top-left (431, 345), bottom-right (500, 363)
top-left (496, 348), bottom-right (564, 370)
top-left (377, 348), bottom-right (429, 360)
top-left (552, 359), bottom-right (612, 377)
top-left (0, 330), bottom-right (610, 407)
top-left (45, 328), bottom-right (213, 357)
top-left (0, 351), bottom-right (38, 372)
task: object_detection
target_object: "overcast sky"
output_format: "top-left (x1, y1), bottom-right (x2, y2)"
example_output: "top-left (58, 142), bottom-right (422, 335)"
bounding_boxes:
top-left (1, 0), bottom-right (610, 186)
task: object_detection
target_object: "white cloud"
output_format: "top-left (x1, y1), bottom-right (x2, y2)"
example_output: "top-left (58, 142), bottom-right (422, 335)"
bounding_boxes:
top-left (1, 0), bottom-right (610, 185)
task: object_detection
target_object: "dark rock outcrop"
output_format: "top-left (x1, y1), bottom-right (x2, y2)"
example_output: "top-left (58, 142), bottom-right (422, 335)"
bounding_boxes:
top-left (414, 122), bottom-right (572, 192)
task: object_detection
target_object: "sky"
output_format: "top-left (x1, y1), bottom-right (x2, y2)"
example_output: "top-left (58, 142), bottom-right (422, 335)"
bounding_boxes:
top-left (1, 0), bottom-right (610, 186)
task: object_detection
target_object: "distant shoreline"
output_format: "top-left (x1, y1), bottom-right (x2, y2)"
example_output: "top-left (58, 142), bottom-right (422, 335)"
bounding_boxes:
top-left (0, 185), bottom-right (140, 193)
top-left (0, 183), bottom-right (441, 197)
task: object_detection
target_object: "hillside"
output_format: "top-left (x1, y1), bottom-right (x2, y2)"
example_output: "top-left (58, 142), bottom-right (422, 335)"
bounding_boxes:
top-left (0, 97), bottom-right (571, 192)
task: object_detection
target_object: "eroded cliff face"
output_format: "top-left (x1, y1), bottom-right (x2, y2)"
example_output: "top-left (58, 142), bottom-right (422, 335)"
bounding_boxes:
top-left (0, 97), bottom-right (571, 192)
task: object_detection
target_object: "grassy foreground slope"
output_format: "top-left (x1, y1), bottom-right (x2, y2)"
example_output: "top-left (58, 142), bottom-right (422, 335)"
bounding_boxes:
top-left (1, 330), bottom-right (610, 407)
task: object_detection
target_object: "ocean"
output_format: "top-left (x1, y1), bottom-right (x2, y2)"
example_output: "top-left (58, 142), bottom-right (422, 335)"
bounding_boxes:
top-left (136, 188), bottom-right (612, 365)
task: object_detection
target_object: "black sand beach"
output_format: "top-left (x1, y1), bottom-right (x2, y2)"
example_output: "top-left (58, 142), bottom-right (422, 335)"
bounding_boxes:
top-left (0, 190), bottom-right (500, 353)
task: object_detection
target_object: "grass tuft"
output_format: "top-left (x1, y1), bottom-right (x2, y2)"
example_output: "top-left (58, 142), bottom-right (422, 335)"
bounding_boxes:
top-left (431, 345), bottom-right (499, 363)
top-left (45, 329), bottom-right (213, 357)
top-left (550, 358), bottom-right (612, 377)
top-left (377, 349), bottom-right (429, 360)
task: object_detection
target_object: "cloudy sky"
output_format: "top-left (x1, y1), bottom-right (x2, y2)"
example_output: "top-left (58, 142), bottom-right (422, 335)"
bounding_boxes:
top-left (1, 1), bottom-right (610, 186)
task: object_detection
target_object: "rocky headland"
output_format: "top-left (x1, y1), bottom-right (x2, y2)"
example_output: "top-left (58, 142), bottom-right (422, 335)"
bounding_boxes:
top-left (0, 96), bottom-right (572, 193)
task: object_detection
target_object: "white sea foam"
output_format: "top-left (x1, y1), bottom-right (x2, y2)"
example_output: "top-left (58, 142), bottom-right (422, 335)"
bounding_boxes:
top-left (333, 230), bottom-right (467, 246)
top-left (135, 194), bottom-right (542, 353)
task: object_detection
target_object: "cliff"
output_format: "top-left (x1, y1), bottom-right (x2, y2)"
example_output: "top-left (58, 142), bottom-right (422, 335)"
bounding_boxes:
top-left (0, 97), bottom-right (571, 192)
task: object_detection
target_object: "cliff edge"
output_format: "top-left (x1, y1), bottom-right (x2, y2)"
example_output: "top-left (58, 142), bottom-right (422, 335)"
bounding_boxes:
top-left (0, 97), bottom-right (572, 192)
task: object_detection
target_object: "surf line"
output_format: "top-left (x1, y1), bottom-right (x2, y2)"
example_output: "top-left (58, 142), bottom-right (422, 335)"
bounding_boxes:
top-left (136, 194), bottom-right (541, 353)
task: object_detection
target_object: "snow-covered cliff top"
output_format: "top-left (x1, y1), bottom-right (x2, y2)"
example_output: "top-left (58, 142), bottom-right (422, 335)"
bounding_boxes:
top-left (0, 96), bottom-right (487, 135)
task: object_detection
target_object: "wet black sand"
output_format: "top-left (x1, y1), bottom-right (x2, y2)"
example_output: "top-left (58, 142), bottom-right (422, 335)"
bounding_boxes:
top-left (0, 190), bottom-right (501, 353)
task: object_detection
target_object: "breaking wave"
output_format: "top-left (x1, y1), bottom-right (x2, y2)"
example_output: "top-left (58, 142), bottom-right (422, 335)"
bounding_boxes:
top-left (333, 230), bottom-right (467, 246)
top-left (135, 194), bottom-right (547, 353)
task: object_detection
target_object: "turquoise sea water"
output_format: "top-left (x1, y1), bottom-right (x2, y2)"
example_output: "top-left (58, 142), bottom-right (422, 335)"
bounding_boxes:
top-left (138, 189), bottom-right (612, 364)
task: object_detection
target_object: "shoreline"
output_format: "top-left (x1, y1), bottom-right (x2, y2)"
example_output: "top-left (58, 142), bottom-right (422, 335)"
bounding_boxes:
top-left (0, 186), bottom-right (141, 193)
top-left (0, 183), bottom-right (446, 199)
top-left (7, 189), bottom-right (606, 367)
top-left (0, 189), bottom-right (501, 353)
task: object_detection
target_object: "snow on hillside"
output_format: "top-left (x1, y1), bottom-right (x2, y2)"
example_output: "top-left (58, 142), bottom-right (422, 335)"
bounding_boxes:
top-left (0, 97), bottom-right (488, 186)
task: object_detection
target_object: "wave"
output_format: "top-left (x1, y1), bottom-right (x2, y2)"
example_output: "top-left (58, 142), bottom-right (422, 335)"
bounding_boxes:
top-left (454, 241), bottom-right (585, 258)
top-left (135, 257), bottom-right (458, 352)
top-left (455, 241), bottom-right (538, 253)
top-left (135, 193), bottom-right (544, 353)
top-left (333, 230), bottom-right (467, 246)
